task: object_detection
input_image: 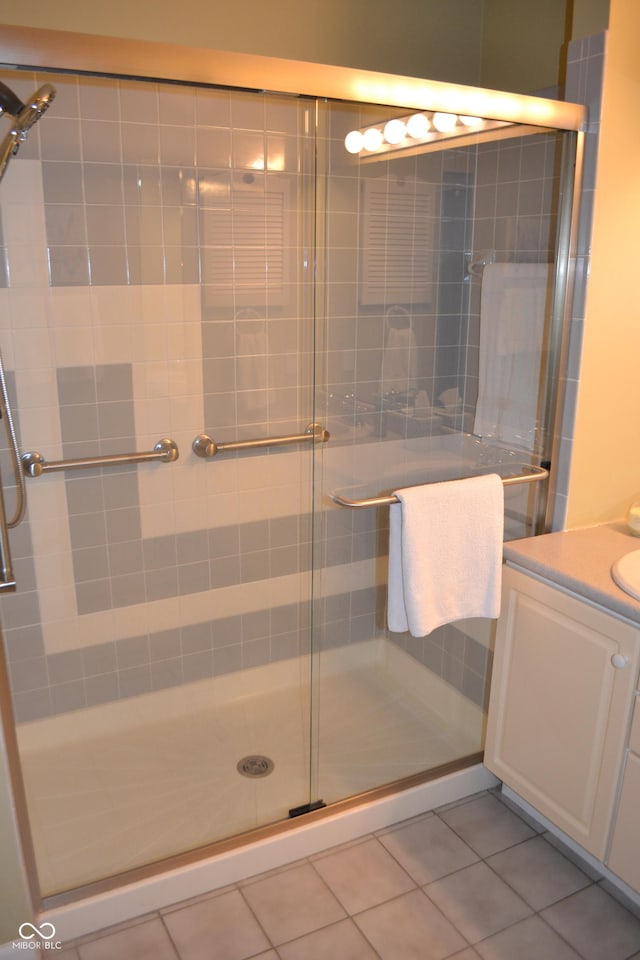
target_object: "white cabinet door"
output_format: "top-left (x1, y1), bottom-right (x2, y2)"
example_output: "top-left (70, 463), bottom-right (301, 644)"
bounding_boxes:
top-left (485, 566), bottom-right (640, 859)
top-left (608, 750), bottom-right (640, 891)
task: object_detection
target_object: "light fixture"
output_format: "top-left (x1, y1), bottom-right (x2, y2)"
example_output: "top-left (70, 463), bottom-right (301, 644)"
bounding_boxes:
top-left (432, 112), bottom-right (458, 133)
top-left (344, 130), bottom-right (364, 154)
top-left (343, 107), bottom-right (516, 160)
top-left (383, 118), bottom-right (407, 144)
top-left (362, 127), bottom-right (384, 151)
top-left (406, 113), bottom-right (431, 139)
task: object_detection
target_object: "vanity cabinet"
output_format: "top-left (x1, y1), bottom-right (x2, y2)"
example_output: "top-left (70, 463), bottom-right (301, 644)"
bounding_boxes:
top-left (485, 565), bottom-right (640, 861)
top-left (607, 699), bottom-right (640, 889)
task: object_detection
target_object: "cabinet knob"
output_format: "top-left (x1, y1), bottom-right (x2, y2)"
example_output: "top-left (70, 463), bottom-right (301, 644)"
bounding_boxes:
top-left (611, 653), bottom-right (630, 669)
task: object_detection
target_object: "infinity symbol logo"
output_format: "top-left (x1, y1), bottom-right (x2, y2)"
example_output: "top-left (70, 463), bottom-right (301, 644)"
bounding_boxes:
top-left (18, 921), bottom-right (56, 940)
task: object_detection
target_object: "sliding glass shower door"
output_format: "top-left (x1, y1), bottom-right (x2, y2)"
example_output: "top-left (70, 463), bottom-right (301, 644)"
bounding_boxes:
top-left (0, 66), bottom-right (320, 896)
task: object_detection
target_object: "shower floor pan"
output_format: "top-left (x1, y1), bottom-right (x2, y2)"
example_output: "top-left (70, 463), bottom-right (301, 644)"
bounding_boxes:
top-left (17, 637), bottom-right (483, 897)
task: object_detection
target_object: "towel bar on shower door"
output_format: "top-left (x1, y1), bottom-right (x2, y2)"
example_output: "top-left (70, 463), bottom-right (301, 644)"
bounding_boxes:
top-left (331, 463), bottom-right (549, 509)
top-left (21, 438), bottom-right (179, 477)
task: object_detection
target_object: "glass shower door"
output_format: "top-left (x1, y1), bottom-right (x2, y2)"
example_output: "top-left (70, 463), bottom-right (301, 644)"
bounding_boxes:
top-left (0, 65), bottom-right (319, 896)
top-left (311, 99), bottom-right (572, 807)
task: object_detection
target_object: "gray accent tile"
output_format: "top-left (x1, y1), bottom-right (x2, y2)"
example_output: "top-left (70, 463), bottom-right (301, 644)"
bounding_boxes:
top-left (213, 644), bottom-right (242, 676)
top-left (181, 622), bottom-right (212, 654)
top-left (178, 561), bottom-right (210, 594)
top-left (89, 245), bottom-right (128, 285)
top-left (176, 530), bottom-right (209, 564)
top-left (49, 245), bottom-right (91, 286)
top-left (47, 650), bottom-right (83, 685)
top-left (82, 642), bottom-right (118, 677)
top-left (143, 535), bottom-right (177, 570)
top-left (50, 679), bottom-right (86, 714)
top-left (150, 658), bottom-right (183, 690)
top-left (76, 579), bottom-right (112, 615)
top-left (85, 672), bottom-right (120, 707)
top-left (105, 507), bottom-right (141, 543)
top-left (145, 566), bottom-right (179, 601)
top-left (108, 540), bottom-right (144, 575)
top-left (182, 651), bottom-right (214, 683)
top-left (116, 635), bottom-right (149, 668)
top-left (118, 665), bottom-right (152, 699)
top-left (9, 656), bottom-right (48, 693)
top-left (3, 625), bottom-right (45, 662)
top-left (149, 628), bottom-right (181, 661)
top-left (212, 616), bottom-right (241, 648)
top-left (12, 688), bottom-right (52, 724)
top-left (42, 162), bottom-right (84, 203)
top-left (111, 572), bottom-right (145, 607)
top-left (72, 545), bottom-right (110, 582)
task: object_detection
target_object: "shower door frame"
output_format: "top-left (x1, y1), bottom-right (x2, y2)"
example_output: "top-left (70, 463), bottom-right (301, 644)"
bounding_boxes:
top-left (0, 22), bottom-right (586, 913)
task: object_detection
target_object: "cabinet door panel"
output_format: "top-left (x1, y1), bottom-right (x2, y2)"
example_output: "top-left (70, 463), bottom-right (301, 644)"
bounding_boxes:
top-left (485, 567), bottom-right (639, 858)
top-left (608, 751), bottom-right (640, 890)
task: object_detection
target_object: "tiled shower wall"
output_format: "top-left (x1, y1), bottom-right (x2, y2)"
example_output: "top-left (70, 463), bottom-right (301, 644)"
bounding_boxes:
top-left (0, 69), bottom-right (331, 723)
top-left (0, 64), bottom-right (579, 724)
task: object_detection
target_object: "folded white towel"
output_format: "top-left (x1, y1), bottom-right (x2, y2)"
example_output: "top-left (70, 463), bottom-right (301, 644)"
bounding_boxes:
top-left (387, 474), bottom-right (504, 638)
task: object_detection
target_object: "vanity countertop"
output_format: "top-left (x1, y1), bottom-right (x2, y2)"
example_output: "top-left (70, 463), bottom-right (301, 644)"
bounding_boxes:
top-left (503, 521), bottom-right (640, 626)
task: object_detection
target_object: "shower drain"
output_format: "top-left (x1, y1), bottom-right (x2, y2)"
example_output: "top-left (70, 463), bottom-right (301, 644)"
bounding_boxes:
top-left (237, 755), bottom-right (275, 778)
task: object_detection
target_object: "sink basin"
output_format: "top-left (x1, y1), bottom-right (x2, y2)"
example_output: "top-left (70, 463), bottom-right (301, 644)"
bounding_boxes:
top-left (611, 549), bottom-right (640, 601)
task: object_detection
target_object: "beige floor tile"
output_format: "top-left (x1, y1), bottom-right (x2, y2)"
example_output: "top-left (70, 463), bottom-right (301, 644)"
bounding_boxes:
top-left (311, 837), bottom-right (415, 913)
top-left (425, 861), bottom-right (532, 943)
top-left (438, 793), bottom-right (535, 858)
top-left (486, 835), bottom-right (592, 910)
top-left (542, 885), bottom-right (640, 960)
top-left (354, 888), bottom-right (467, 960)
top-left (475, 915), bottom-right (582, 960)
top-left (379, 812), bottom-right (480, 884)
top-left (277, 918), bottom-right (380, 960)
top-left (76, 918), bottom-right (178, 960)
top-left (241, 862), bottom-right (346, 945)
top-left (162, 888), bottom-right (270, 960)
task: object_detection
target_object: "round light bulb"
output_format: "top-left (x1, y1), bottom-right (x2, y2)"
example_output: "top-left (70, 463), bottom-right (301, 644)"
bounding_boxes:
top-left (459, 115), bottom-right (482, 127)
top-left (344, 130), bottom-right (364, 154)
top-left (406, 113), bottom-right (431, 139)
top-left (362, 127), bottom-right (384, 152)
top-left (383, 118), bottom-right (407, 145)
top-left (432, 112), bottom-right (458, 133)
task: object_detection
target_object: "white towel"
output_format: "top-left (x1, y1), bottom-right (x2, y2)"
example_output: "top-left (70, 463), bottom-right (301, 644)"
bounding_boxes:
top-left (473, 262), bottom-right (551, 452)
top-left (387, 474), bottom-right (504, 638)
top-left (380, 325), bottom-right (417, 392)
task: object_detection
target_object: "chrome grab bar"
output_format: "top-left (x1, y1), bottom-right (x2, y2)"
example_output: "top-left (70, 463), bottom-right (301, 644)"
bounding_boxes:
top-left (331, 463), bottom-right (549, 509)
top-left (22, 438), bottom-right (179, 478)
top-left (192, 422), bottom-right (329, 458)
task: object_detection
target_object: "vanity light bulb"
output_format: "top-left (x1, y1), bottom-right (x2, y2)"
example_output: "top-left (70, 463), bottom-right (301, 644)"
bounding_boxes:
top-left (344, 130), bottom-right (364, 154)
top-left (383, 118), bottom-right (407, 144)
top-left (432, 112), bottom-right (458, 133)
top-left (406, 113), bottom-right (431, 139)
top-left (362, 127), bottom-right (384, 151)
top-left (459, 115), bottom-right (482, 127)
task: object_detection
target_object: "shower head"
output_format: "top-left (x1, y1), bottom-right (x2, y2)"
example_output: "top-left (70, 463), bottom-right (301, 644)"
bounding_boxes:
top-left (0, 81), bottom-right (56, 183)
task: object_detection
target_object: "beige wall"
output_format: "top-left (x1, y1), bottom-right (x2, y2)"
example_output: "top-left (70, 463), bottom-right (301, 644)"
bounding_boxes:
top-left (566, 0), bottom-right (640, 526)
top-left (0, 0), bottom-right (484, 84)
top-left (571, 0), bottom-right (610, 38)
top-left (479, 0), bottom-right (569, 92)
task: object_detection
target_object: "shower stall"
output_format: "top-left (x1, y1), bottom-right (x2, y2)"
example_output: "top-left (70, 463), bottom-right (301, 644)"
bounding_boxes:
top-left (0, 28), bottom-right (584, 921)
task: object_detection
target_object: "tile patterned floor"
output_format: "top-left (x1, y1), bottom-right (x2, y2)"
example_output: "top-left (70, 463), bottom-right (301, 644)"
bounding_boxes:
top-left (56, 789), bottom-right (640, 960)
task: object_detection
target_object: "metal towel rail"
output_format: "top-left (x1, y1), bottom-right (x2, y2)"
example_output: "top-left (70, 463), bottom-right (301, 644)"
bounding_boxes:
top-left (331, 463), bottom-right (549, 509)
top-left (22, 438), bottom-right (179, 478)
top-left (192, 422), bottom-right (329, 458)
